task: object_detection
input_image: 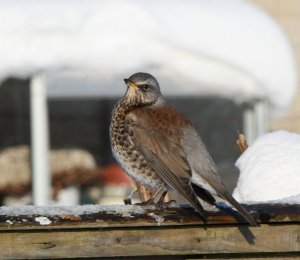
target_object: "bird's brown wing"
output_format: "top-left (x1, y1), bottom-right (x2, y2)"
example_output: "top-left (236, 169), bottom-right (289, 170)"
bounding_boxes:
top-left (126, 106), bottom-right (208, 222)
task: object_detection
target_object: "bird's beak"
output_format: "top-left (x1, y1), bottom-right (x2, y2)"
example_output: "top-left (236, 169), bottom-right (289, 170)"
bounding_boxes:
top-left (124, 78), bottom-right (137, 89)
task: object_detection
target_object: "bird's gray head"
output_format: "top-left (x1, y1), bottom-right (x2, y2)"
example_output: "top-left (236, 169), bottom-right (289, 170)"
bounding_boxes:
top-left (123, 72), bottom-right (163, 107)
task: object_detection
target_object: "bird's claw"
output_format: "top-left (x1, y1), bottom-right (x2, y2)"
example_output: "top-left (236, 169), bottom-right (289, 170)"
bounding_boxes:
top-left (158, 199), bottom-right (176, 206)
top-left (123, 197), bottom-right (132, 205)
top-left (133, 198), bottom-right (155, 206)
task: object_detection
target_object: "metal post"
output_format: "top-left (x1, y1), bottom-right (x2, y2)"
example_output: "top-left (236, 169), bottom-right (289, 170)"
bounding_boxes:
top-left (254, 99), bottom-right (267, 137)
top-left (30, 73), bottom-right (51, 205)
top-left (242, 104), bottom-right (255, 145)
top-left (243, 99), bottom-right (268, 145)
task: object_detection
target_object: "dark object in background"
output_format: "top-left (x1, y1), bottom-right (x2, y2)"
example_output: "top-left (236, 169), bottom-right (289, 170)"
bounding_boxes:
top-left (0, 78), bottom-right (30, 148)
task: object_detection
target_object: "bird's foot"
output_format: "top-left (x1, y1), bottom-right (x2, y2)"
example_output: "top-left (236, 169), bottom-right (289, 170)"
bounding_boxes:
top-left (124, 187), bottom-right (172, 206)
top-left (134, 199), bottom-right (177, 208)
top-left (123, 197), bottom-right (132, 205)
top-left (124, 198), bottom-right (155, 206)
top-left (123, 192), bottom-right (155, 206)
top-left (123, 187), bottom-right (139, 205)
top-left (157, 199), bottom-right (177, 206)
top-left (134, 198), bottom-right (155, 206)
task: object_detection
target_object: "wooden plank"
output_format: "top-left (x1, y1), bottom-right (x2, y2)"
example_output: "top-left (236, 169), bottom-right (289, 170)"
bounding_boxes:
top-left (0, 224), bottom-right (299, 259)
top-left (0, 204), bottom-right (299, 259)
top-left (191, 257), bottom-right (300, 260)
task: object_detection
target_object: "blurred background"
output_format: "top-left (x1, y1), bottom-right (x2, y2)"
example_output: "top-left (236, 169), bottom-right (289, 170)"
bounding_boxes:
top-left (0, 0), bottom-right (299, 206)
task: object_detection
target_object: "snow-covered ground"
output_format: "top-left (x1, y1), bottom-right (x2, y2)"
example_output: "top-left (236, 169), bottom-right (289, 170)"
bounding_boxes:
top-left (233, 130), bottom-right (300, 204)
top-left (0, 0), bottom-right (297, 117)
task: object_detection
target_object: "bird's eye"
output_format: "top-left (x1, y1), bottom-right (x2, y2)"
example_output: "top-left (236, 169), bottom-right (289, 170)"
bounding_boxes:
top-left (142, 84), bottom-right (150, 90)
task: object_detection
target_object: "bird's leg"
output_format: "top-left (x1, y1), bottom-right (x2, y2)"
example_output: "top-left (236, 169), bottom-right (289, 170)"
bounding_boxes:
top-left (124, 183), bottom-right (152, 205)
top-left (132, 186), bottom-right (175, 207)
top-left (149, 186), bottom-right (165, 203)
top-left (157, 190), bottom-right (168, 204)
top-left (156, 191), bottom-right (177, 207)
top-left (143, 186), bottom-right (164, 205)
top-left (135, 186), bottom-right (165, 205)
top-left (136, 183), bottom-right (152, 202)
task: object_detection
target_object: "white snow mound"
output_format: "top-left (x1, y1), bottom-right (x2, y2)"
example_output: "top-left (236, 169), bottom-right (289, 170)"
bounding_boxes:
top-left (233, 130), bottom-right (300, 204)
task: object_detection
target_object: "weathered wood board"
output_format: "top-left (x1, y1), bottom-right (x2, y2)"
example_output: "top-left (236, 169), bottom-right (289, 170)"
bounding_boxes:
top-left (0, 204), bottom-right (299, 259)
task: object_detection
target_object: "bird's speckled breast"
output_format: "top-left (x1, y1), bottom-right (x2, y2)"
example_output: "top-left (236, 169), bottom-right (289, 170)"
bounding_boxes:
top-left (110, 102), bottom-right (164, 189)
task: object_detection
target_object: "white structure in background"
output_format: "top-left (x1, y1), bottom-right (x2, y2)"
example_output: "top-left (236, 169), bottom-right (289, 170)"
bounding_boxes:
top-left (233, 130), bottom-right (300, 204)
top-left (0, 0), bottom-right (296, 115)
top-left (30, 73), bottom-right (51, 205)
top-left (0, 0), bottom-right (297, 204)
top-left (242, 99), bottom-right (268, 144)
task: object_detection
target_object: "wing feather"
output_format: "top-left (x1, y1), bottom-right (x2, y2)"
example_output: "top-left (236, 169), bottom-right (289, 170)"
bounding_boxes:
top-left (126, 107), bottom-right (207, 222)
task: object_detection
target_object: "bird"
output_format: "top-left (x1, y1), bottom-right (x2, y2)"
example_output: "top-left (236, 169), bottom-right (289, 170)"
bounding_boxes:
top-left (110, 72), bottom-right (257, 226)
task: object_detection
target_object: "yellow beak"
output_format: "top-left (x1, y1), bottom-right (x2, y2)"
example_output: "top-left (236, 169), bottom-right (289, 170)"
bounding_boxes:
top-left (124, 78), bottom-right (137, 88)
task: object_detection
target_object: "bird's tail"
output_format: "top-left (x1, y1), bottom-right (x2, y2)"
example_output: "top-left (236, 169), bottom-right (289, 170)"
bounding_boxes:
top-left (191, 182), bottom-right (257, 226)
top-left (219, 189), bottom-right (258, 226)
top-left (182, 187), bottom-right (208, 224)
top-left (175, 180), bottom-right (208, 223)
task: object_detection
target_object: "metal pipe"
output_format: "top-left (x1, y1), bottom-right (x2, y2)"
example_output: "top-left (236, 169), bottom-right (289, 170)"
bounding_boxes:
top-left (242, 104), bottom-right (255, 145)
top-left (30, 73), bottom-right (51, 205)
top-left (254, 99), bottom-right (268, 136)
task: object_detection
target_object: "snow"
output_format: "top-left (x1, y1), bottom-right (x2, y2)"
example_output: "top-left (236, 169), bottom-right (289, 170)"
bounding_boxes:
top-left (6, 220), bottom-right (14, 225)
top-left (0, 204), bottom-right (160, 216)
top-left (233, 130), bottom-right (300, 204)
top-left (0, 0), bottom-right (297, 116)
top-left (35, 216), bottom-right (52, 225)
top-left (0, 204), bottom-right (181, 225)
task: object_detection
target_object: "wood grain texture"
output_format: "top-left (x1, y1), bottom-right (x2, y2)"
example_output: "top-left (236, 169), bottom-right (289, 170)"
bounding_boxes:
top-left (0, 204), bottom-right (299, 259)
top-left (0, 224), bottom-right (299, 259)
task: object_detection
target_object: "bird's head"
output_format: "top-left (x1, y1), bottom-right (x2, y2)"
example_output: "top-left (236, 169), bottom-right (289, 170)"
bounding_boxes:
top-left (123, 72), bottom-right (163, 107)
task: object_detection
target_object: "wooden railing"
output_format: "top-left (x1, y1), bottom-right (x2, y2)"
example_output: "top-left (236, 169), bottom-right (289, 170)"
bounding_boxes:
top-left (0, 204), bottom-right (299, 259)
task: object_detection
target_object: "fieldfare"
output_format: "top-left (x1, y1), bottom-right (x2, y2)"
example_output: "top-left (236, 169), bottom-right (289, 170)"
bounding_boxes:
top-left (110, 72), bottom-right (257, 226)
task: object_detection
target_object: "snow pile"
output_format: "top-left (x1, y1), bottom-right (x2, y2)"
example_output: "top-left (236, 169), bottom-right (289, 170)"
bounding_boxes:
top-left (233, 130), bottom-right (300, 204)
top-left (0, 0), bottom-right (297, 116)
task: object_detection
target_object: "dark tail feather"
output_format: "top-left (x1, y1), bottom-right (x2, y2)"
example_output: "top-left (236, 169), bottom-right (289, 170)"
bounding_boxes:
top-left (191, 183), bottom-right (257, 226)
top-left (185, 191), bottom-right (208, 224)
top-left (220, 190), bottom-right (258, 226)
top-left (191, 183), bottom-right (216, 205)
top-left (180, 183), bottom-right (208, 223)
